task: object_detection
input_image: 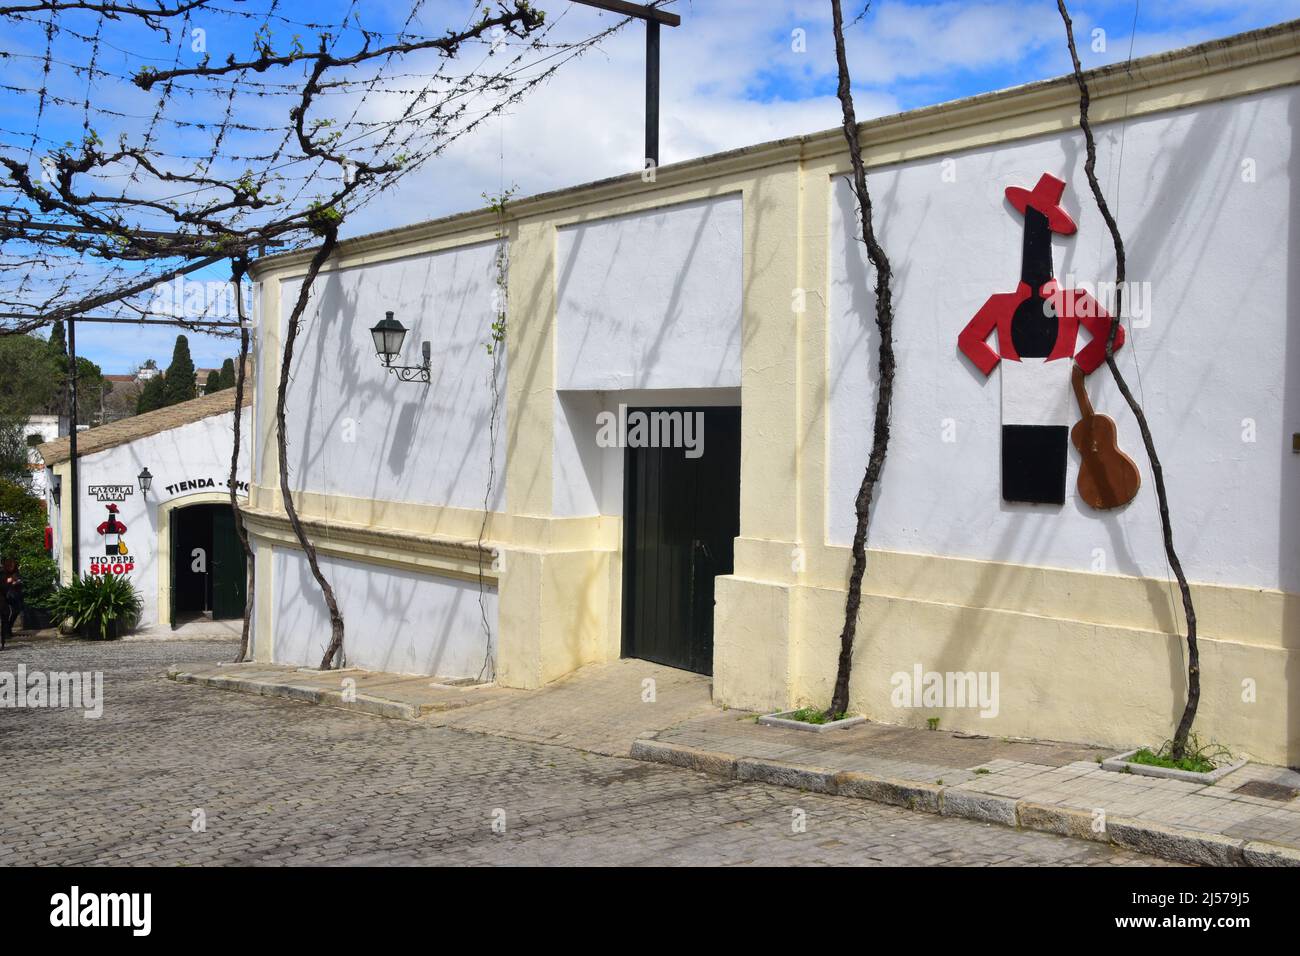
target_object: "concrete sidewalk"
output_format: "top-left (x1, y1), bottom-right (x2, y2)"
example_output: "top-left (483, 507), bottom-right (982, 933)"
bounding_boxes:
top-left (631, 710), bottom-right (1300, 867)
top-left (169, 657), bottom-right (715, 753)
top-left (169, 660), bottom-right (520, 719)
top-left (168, 657), bottom-right (1299, 866)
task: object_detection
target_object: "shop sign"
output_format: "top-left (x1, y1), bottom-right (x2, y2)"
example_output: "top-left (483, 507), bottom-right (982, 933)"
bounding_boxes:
top-left (88, 484), bottom-right (134, 502)
top-left (162, 477), bottom-right (249, 497)
top-left (89, 503), bottom-right (133, 577)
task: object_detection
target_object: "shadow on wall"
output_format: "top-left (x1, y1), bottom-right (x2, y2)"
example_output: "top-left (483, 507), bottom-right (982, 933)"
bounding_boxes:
top-left (274, 548), bottom-right (496, 679)
top-left (281, 242), bottom-right (505, 518)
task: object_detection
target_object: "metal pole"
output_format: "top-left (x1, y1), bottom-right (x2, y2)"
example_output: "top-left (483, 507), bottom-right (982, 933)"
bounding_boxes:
top-left (67, 317), bottom-right (79, 578)
top-left (645, 19), bottom-right (660, 167)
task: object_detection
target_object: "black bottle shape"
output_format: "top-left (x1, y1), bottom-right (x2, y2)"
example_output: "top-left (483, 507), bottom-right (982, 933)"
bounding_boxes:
top-left (1009, 206), bottom-right (1060, 359)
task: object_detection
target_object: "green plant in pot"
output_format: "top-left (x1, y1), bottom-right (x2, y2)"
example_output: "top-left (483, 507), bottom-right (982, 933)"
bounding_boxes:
top-left (47, 572), bottom-right (142, 640)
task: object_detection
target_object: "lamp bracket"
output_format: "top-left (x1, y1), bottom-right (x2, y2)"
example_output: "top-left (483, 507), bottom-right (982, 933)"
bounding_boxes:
top-left (385, 340), bottom-right (431, 384)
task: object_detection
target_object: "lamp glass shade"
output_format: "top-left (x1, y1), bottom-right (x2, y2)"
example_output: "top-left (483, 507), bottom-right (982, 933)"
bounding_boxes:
top-left (370, 312), bottom-right (407, 363)
top-left (137, 467), bottom-right (153, 493)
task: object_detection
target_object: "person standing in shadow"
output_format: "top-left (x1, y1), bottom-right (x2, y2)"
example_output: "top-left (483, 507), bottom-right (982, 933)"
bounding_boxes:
top-left (1, 556), bottom-right (23, 648)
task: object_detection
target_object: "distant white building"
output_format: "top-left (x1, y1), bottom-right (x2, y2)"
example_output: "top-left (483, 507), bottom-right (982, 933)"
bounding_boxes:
top-left (37, 389), bottom-right (250, 630)
top-left (24, 414), bottom-right (63, 496)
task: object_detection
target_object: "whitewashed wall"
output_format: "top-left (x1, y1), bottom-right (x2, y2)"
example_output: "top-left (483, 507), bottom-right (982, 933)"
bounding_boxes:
top-left (279, 241), bottom-right (504, 511)
top-left (552, 196), bottom-right (744, 516)
top-left (69, 411), bottom-right (249, 628)
top-left (269, 548), bottom-right (496, 678)
top-left (555, 195), bottom-right (743, 390)
top-left (829, 86), bottom-right (1298, 592)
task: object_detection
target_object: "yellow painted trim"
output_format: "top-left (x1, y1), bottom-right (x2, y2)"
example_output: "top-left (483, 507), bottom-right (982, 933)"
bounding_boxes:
top-left (770, 543), bottom-right (1297, 652)
top-left (241, 505), bottom-right (498, 584)
top-left (779, 581), bottom-right (1299, 767)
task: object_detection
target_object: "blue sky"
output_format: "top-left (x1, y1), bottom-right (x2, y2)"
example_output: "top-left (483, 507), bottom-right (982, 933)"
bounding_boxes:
top-left (4, 0), bottom-right (1297, 373)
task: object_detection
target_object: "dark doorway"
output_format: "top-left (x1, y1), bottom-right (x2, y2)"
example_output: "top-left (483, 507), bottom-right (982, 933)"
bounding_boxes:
top-left (169, 503), bottom-right (246, 627)
top-left (621, 406), bottom-right (740, 675)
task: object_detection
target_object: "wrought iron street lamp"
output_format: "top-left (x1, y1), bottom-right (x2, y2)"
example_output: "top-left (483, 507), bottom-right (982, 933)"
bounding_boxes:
top-left (370, 311), bottom-right (431, 384)
top-left (137, 467), bottom-right (153, 494)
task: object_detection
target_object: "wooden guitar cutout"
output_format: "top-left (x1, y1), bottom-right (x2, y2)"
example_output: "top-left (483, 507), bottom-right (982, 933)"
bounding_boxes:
top-left (1070, 364), bottom-right (1140, 510)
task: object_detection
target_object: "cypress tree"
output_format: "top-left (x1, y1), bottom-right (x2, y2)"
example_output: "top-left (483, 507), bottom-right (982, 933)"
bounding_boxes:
top-left (162, 334), bottom-right (197, 405)
top-left (44, 320), bottom-right (69, 416)
top-left (47, 319), bottom-right (67, 366)
top-left (205, 369), bottom-right (222, 394)
top-left (136, 373), bottom-right (166, 414)
top-left (217, 357), bottom-right (236, 391)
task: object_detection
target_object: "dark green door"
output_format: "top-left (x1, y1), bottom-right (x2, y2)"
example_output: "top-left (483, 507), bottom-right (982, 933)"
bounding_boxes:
top-left (621, 407), bottom-right (740, 675)
top-left (211, 505), bottom-right (246, 620)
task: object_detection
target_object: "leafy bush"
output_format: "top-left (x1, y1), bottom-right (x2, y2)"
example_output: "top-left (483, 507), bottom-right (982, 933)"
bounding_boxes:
top-left (46, 572), bottom-right (142, 640)
top-left (0, 478), bottom-right (57, 612)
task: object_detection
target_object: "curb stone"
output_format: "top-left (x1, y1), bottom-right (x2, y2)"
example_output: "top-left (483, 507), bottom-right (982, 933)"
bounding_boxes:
top-left (168, 669), bottom-right (419, 720)
top-left (835, 772), bottom-right (943, 813)
top-left (943, 788), bottom-right (1019, 826)
top-left (627, 737), bottom-right (1294, 867)
top-left (1105, 818), bottom-right (1245, 867)
top-left (1242, 841), bottom-right (1300, 866)
top-left (736, 759), bottom-right (838, 794)
top-left (629, 739), bottom-right (737, 778)
top-left (1017, 801), bottom-right (1108, 843)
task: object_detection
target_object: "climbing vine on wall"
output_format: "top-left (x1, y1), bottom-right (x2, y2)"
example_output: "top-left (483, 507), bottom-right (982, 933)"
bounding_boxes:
top-left (476, 185), bottom-right (516, 681)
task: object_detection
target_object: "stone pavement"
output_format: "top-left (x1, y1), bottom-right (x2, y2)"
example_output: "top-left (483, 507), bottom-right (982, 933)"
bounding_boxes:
top-left (0, 639), bottom-right (1169, 866)
top-left (633, 710), bottom-right (1300, 867)
top-left (170, 651), bottom-right (1300, 866)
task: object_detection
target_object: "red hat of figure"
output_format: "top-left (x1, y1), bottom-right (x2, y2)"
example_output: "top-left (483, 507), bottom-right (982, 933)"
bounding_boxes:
top-left (1005, 173), bottom-right (1077, 235)
top-left (105, 503), bottom-right (120, 513)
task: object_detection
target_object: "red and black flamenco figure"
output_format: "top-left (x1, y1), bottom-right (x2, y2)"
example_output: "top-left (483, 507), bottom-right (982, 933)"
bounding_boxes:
top-left (958, 173), bottom-right (1124, 505)
top-left (95, 503), bottom-right (128, 558)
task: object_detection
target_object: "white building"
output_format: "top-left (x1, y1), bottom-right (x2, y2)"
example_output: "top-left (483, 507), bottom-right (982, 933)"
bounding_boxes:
top-left (38, 389), bottom-right (251, 630)
top-left (234, 22), bottom-right (1298, 765)
top-left (23, 413), bottom-right (62, 495)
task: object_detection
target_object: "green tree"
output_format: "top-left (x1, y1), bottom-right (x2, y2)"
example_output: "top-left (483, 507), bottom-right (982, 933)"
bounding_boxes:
top-left (136, 373), bottom-right (166, 414)
top-left (0, 478), bottom-right (59, 614)
top-left (71, 356), bottom-right (104, 423)
top-left (205, 369), bottom-right (222, 394)
top-left (0, 334), bottom-right (58, 417)
top-left (0, 418), bottom-right (31, 489)
top-left (162, 334), bottom-right (196, 406)
top-left (218, 357), bottom-right (236, 391)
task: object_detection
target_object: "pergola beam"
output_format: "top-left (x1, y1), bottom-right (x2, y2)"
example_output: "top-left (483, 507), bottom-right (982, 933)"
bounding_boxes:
top-left (570, 0), bottom-right (680, 27)
top-left (570, 0), bottom-right (680, 166)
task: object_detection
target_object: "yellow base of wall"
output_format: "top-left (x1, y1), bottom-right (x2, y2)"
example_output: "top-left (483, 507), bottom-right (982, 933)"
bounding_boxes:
top-left (714, 550), bottom-right (1298, 767)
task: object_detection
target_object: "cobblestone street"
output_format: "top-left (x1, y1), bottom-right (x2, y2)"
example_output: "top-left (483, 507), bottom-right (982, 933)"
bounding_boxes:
top-left (0, 639), bottom-right (1175, 866)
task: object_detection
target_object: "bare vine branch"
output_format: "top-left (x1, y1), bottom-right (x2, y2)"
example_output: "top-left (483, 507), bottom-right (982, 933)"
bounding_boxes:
top-left (827, 0), bottom-right (895, 720)
top-left (1057, 0), bottom-right (1200, 759)
top-left (228, 253), bottom-right (253, 663)
top-left (272, 226), bottom-right (346, 669)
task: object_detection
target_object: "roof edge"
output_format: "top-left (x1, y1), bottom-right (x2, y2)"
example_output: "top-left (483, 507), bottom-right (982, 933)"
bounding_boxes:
top-left (37, 388), bottom-right (250, 466)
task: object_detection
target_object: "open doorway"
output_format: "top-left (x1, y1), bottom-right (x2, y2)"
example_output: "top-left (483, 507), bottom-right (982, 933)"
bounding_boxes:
top-left (621, 406), bottom-right (741, 675)
top-left (169, 502), bottom-right (246, 628)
